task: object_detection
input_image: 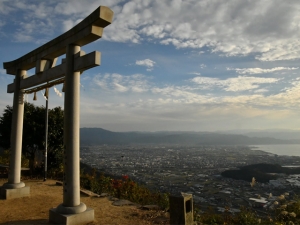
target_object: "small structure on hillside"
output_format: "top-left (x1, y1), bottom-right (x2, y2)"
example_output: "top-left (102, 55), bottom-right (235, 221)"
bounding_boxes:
top-left (250, 177), bottom-right (256, 187)
top-left (169, 192), bottom-right (194, 225)
top-left (0, 6), bottom-right (113, 225)
top-left (249, 197), bottom-right (268, 208)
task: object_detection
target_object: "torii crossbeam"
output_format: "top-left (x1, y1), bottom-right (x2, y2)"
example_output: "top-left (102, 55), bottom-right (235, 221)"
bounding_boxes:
top-left (0, 6), bottom-right (113, 225)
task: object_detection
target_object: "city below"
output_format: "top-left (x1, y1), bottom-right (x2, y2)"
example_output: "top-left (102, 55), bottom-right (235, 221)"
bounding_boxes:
top-left (80, 145), bottom-right (300, 215)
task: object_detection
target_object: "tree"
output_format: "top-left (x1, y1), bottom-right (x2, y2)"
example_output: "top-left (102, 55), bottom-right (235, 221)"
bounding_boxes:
top-left (0, 102), bottom-right (64, 175)
top-left (46, 106), bottom-right (64, 177)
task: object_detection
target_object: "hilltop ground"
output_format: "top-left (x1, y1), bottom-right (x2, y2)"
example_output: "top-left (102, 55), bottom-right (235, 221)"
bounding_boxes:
top-left (0, 179), bottom-right (169, 225)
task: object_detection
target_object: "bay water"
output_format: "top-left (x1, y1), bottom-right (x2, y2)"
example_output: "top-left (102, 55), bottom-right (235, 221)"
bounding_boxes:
top-left (250, 144), bottom-right (300, 157)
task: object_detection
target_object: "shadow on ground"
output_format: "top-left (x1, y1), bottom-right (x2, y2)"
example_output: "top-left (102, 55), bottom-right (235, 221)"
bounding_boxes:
top-left (0, 219), bottom-right (49, 224)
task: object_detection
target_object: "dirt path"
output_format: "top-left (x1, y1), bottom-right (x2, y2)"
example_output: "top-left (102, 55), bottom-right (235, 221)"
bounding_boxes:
top-left (0, 179), bottom-right (169, 225)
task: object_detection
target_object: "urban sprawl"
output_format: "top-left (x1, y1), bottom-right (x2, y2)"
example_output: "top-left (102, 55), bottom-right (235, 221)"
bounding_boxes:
top-left (80, 145), bottom-right (300, 215)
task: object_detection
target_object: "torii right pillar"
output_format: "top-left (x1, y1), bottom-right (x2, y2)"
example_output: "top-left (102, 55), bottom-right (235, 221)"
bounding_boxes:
top-left (50, 44), bottom-right (90, 223)
top-left (48, 6), bottom-right (114, 225)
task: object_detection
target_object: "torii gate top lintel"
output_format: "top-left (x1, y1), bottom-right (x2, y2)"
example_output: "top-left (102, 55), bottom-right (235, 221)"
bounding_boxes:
top-left (3, 6), bottom-right (113, 76)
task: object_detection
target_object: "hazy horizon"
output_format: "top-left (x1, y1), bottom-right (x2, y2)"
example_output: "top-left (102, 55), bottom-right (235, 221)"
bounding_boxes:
top-left (80, 127), bottom-right (300, 133)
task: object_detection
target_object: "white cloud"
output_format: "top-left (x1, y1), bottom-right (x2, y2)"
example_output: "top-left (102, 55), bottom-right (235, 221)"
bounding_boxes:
top-left (101, 0), bottom-right (300, 61)
top-left (254, 88), bottom-right (269, 93)
top-left (228, 67), bottom-right (299, 74)
top-left (191, 76), bottom-right (279, 92)
top-left (151, 86), bottom-right (218, 104)
top-left (1, 0), bottom-right (115, 43)
top-left (9, 10), bottom-right (57, 43)
top-left (113, 83), bottom-right (128, 92)
top-left (1, 1), bottom-right (54, 22)
top-left (62, 18), bottom-right (83, 32)
top-left (147, 78), bottom-right (300, 110)
top-left (136, 59), bottom-right (156, 71)
top-left (137, 78), bottom-right (300, 108)
top-left (93, 73), bottom-right (150, 93)
top-left (222, 76), bottom-right (279, 92)
top-left (140, 24), bottom-right (167, 39)
top-left (0, 69), bottom-right (5, 75)
top-left (189, 72), bottom-right (201, 76)
top-left (80, 92), bottom-right (297, 131)
top-left (14, 33), bottom-right (33, 42)
top-left (3, 1), bottom-right (300, 61)
top-left (82, 70), bottom-right (300, 131)
top-left (0, 0), bottom-right (14, 15)
top-left (54, 0), bottom-right (122, 16)
top-left (0, 20), bottom-right (5, 27)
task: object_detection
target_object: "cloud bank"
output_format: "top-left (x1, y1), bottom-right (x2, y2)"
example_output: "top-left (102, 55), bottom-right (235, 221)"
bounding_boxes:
top-left (136, 59), bottom-right (156, 71)
top-left (4, 0), bottom-right (300, 61)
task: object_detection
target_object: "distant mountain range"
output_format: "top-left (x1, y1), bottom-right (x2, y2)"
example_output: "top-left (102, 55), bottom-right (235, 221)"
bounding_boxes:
top-left (80, 128), bottom-right (300, 145)
top-left (220, 129), bottom-right (300, 140)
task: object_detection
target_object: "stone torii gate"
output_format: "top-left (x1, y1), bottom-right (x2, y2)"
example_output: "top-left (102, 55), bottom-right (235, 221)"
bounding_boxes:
top-left (0, 6), bottom-right (113, 225)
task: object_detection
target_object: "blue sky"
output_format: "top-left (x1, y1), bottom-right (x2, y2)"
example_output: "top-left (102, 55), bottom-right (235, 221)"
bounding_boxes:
top-left (1, 0), bottom-right (300, 132)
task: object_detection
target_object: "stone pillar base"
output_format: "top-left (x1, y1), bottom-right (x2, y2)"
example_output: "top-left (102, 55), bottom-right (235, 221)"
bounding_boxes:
top-left (49, 208), bottom-right (94, 225)
top-left (0, 186), bottom-right (30, 199)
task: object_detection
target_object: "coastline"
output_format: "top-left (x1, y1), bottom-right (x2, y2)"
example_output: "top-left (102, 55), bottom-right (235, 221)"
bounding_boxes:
top-left (249, 144), bottom-right (300, 157)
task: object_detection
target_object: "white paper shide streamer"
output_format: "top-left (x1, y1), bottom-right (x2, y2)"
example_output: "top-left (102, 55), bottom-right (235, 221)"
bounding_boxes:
top-left (54, 86), bottom-right (62, 97)
top-left (40, 91), bottom-right (47, 100)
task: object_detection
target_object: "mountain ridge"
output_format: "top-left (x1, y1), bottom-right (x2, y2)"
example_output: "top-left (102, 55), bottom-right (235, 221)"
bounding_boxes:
top-left (80, 128), bottom-right (300, 145)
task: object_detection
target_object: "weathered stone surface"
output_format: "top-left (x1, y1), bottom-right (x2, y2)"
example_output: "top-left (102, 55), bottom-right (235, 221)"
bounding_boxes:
top-left (2, 70), bottom-right (26, 195)
top-left (49, 207), bottom-right (94, 225)
top-left (169, 193), bottom-right (194, 225)
top-left (109, 197), bottom-right (119, 201)
top-left (2, 5), bottom-right (113, 225)
top-left (99, 193), bottom-right (109, 197)
top-left (56, 181), bottom-right (63, 186)
top-left (79, 189), bottom-right (100, 197)
top-left (7, 51), bottom-right (101, 93)
top-left (0, 186), bottom-right (30, 199)
top-left (141, 205), bottom-right (160, 210)
top-left (112, 199), bottom-right (134, 206)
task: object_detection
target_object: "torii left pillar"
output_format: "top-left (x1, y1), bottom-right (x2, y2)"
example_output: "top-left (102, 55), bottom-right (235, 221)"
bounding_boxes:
top-left (1, 5), bottom-right (113, 224)
top-left (0, 69), bottom-right (30, 199)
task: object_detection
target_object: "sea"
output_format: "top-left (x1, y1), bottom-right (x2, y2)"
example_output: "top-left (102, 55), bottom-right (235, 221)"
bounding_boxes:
top-left (250, 144), bottom-right (300, 157)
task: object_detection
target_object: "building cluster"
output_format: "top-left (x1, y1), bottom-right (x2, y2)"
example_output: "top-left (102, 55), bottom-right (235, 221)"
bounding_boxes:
top-left (80, 144), bottom-right (300, 214)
